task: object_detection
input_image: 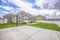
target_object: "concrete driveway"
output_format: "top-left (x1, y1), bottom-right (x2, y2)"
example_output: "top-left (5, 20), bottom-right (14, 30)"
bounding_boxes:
top-left (0, 26), bottom-right (60, 40)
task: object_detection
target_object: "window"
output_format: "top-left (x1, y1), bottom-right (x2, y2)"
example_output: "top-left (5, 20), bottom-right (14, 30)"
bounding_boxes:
top-left (18, 16), bottom-right (21, 20)
top-left (24, 17), bottom-right (28, 20)
top-left (19, 17), bottom-right (21, 19)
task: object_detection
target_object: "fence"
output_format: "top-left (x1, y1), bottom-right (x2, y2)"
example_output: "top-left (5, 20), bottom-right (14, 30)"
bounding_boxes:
top-left (36, 20), bottom-right (60, 27)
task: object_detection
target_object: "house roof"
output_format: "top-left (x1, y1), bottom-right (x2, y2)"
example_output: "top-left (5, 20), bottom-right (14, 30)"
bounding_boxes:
top-left (3, 14), bottom-right (15, 18)
top-left (36, 15), bottom-right (46, 18)
top-left (3, 11), bottom-right (46, 19)
top-left (17, 11), bottom-right (35, 19)
top-left (17, 11), bottom-right (33, 16)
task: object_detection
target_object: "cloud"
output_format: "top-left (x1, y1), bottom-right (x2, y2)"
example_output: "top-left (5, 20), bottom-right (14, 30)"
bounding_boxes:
top-left (32, 4), bottom-right (41, 10)
top-left (9, 0), bottom-right (39, 14)
top-left (0, 0), bottom-right (60, 19)
top-left (2, 0), bottom-right (59, 15)
top-left (21, 0), bottom-right (41, 10)
top-left (0, 5), bottom-right (20, 14)
top-left (21, 0), bottom-right (35, 3)
top-left (54, 0), bottom-right (60, 10)
top-left (35, 0), bottom-right (48, 9)
top-left (2, 6), bottom-right (14, 10)
top-left (47, 0), bottom-right (58, 9)
top-left (35, 0), bottom-right (59, 9)
top-left (0, 0), bottom-right (19, 8)
top-left (0, 0), bottom-right (20, 15)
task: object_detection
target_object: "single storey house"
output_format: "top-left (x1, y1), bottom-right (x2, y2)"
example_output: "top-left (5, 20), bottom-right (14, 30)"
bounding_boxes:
top-left (0, 17), bottom-right (7, 23)
top-left (3, 14), bottom-right (15, 23)
top-left (0, 17), bottom-right (4, 23)
top-left (35, 15), bottom-right (46, 22)
top-left (3, 11), bottom-right (46, 24)
top-left (12, 11), bottom-right (35, 24)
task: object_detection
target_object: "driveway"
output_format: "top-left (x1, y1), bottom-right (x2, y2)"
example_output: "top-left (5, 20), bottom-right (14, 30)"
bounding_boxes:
top-left (0, 26), bottom-right (60, 40)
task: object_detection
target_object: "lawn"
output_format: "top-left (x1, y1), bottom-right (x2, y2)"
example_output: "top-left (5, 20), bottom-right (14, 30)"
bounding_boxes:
top-left (0, 23), bottom-right (60, 31)
top-left (29, 22), bottom-right (60, 31)
top-left (0, 23), bottom-right (26, 29)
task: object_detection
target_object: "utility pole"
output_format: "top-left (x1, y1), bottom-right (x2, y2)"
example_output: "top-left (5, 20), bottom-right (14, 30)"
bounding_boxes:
top-left (52, 10), bottom-right (56, 23)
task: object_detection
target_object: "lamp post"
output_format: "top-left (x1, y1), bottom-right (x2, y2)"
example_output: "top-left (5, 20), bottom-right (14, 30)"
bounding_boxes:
top-left (16, 14), bottom-right (18, 27)
top-left (52, 10), bottom-right (56, 23)
top-left (15, 8), bottom-right (20, 27)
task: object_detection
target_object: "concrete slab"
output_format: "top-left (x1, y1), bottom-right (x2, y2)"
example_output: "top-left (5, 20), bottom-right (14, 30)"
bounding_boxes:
top-left (29, 30), bottom-right (59, 40)
top-left (0, 29), bottom-right (19, 40)
top-left (14, 26), bottom-right (42, 37)
top-left (0, 26), bottom-right (60, 40)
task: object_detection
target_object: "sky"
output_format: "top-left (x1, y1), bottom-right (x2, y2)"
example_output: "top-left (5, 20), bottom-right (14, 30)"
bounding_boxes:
top-left (0, 0), bottom-right (60, 19)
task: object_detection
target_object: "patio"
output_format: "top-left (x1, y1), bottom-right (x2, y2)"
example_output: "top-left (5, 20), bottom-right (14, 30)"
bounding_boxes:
top-left (0, 26), bottom-right (60, 40)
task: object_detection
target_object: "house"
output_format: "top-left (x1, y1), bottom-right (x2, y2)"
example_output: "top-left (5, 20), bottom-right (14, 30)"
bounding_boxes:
top-left (12, 11), bottom-right (35, 24)
top-left (0, 17), bottom-right (4, 23)
top-left (3, 11), bottom-right (46, 24)
top-left (0, 17), bottom-right (7, 23)
top-left (3, 14), bottom-right (15, 23)
top-left (35, 15), bottom-right (46, 22)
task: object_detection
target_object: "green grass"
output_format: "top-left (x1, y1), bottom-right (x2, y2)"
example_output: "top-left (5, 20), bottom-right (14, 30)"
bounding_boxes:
top-left (29, 22), bottom-right (60, 31)
top-left (0, 23), bottom-right (26, 29)
top-left (0, 23), bottom-right (60, 31)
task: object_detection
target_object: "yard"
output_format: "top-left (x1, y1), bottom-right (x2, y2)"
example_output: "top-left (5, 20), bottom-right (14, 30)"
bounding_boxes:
top-left (0, 22), bottom-right (60, 31)
top-left (0, 23), bottom-right (26, 29)
top-left (29, 22), bottom-right (60, 31)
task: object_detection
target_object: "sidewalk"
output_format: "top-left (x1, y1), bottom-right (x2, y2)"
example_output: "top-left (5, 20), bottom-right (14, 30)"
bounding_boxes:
top-left (0, 26), bottom-right (60, 40)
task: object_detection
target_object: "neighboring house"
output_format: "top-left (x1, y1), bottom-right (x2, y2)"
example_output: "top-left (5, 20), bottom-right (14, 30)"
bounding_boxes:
top-left (3, 14), bottom-right (15, 23)
top-left (0, 17), bottom-right (4, 23)
top-left (0, 17), bottom-right (7, 23)
top-left (12, 11), bottom-right (35, 24)
top-left (35, 15), bottom-right (46, 22)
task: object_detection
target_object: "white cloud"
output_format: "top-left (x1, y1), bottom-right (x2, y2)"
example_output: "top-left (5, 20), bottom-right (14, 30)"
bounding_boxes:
top-left (56, 10), bottom-right (60, 16)
top-left (2, 0), bottom-right (7, 3)
top-left (35, 0), bottom-right (48, 9)
top-left (9, 0), bottom-right (39, 15)
top-left (1, 0), bottom-right (60, 18)
top-left (35, 0), bottom-right (58, 9)
top-left (47, 0), bottom-right (58, 8)
top-left (2, 11), bottom-right (10, 14)
top-left (3, 6), bottom-right (14, 10)
top-left (0, 5), bottom-right (3, 7)
top-left (9, 0), bottom-right (60, 16)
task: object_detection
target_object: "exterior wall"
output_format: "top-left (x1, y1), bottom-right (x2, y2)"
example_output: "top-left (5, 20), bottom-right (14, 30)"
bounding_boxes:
top-left (36, 20), bottom-right (60, 27)
top-left (12, 14), bottom-right (35, 24)
top-left (12, 16), bottom-right (16, 23)
top-left (23, 16), bottom-right (30, 24)
top-left (18, 15), bottom-right (23, 23)
top-left (4, 17), bottom-right (12, 23)
top-left (0, 20), bottom-right (4, 23)
top-left (4, 19), bottom-right (7, 23)
top-left (55, 21), bottom-right (60, 27)
top-left (23, 15), bottom-right (35, 24)
top-left (36, 20), bottom-right (56, 24)
top-left (7, 17), bottom-right (12, 23)
top-left (35, 16), bottom-right (46, 21)
top-left (12, 15), bottom-right (23, 23)
top-left (0, 19), bottom-right (7, 24)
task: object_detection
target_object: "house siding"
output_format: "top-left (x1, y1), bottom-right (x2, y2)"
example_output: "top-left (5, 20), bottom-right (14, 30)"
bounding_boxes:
top-left (12, 11), bottom-right (35, 24)
top-left (12, 16), bottom-right (16, 23)
top-left (0, 18), bottom-right (7, 24)
top-left (35, 15), bottom-right (46, 21)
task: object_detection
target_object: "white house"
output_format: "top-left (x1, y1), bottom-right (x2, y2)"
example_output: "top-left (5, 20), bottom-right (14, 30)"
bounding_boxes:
top-left (12, 11), bottom-right (35, 24)
top-left (0, 17), bottom-right (7, 23)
